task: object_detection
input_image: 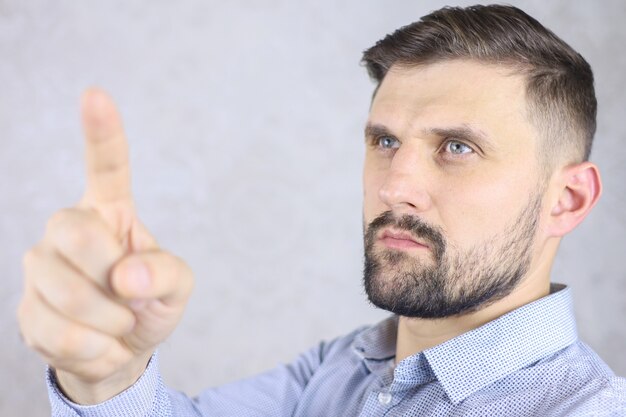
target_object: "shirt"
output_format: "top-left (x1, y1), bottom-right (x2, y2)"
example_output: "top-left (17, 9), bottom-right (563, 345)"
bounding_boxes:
top-left (47, 283), bottom-right (626, 416)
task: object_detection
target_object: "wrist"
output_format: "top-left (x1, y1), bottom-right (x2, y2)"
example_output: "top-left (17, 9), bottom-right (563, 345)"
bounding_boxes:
top-left (55, 351), bottom-right (154, 405)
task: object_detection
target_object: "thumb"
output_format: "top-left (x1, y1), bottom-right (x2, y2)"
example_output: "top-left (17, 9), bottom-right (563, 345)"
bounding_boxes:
top-left (110, 250), bottom-right (194, 305)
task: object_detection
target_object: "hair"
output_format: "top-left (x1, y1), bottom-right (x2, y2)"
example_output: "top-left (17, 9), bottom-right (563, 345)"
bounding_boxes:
top-left (361, 4), bottom-right (597, 168)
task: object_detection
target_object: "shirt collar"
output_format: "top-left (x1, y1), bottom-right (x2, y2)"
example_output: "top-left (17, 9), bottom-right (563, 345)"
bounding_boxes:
top-left (353, 283), bottom-right (579, 404)
top-left (353, 315), bottom-right (398, 361)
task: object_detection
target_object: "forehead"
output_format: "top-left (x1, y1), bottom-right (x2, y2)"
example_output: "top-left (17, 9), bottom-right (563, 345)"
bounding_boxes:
top-left (369, 60), bottom-right (537, 153)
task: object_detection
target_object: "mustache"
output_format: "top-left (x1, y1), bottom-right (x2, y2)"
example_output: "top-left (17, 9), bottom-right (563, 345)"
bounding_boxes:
top-left (365, 211), bottom-right (446, 262)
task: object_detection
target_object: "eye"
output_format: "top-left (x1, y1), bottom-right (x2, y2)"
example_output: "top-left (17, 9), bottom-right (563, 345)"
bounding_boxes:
top-left (443, 140), bottom-right (473, 155)
top-left (376, 136), bottom-right (400, 150)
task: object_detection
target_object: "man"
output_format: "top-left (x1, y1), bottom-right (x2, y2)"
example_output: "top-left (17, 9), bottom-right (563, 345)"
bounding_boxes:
top-left (17, 4), bottom-right (626, 416)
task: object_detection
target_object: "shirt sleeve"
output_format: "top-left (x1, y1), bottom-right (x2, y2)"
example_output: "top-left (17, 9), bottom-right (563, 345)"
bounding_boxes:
top-left (47, 353), bottom-right (172, 417)
top-left (47, 342), bottom-right (326, 417)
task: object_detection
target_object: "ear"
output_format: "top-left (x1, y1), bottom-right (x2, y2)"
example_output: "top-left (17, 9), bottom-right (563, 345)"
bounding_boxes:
top-left (547, 162), bottom-right (602, 237)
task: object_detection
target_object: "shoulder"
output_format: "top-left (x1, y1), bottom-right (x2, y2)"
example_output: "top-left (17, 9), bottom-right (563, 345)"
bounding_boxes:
top-left (458, 340), bottom-right (625, 415)
top-left (317, 324), bottom-right (372, 362)
top-left (529, 341), bottom-right (626, 415)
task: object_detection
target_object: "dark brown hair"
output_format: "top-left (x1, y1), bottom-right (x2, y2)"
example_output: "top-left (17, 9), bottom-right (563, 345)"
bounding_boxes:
top-left (362, 4), bottom-right (596, 165)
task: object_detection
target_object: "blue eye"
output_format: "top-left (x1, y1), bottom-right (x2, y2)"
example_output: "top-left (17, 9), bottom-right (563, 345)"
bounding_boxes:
top-left (377, 136), bottom-right (400, 150)
top-left (444, 140), bottom-right (473, 155)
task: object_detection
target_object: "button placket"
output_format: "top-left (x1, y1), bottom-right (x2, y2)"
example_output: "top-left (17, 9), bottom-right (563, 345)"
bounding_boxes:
top-left (377, 390), bottom-right (393, 405)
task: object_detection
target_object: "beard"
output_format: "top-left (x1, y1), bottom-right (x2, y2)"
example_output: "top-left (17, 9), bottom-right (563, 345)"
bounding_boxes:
top-left (363, 194), bottom-right (543, 319)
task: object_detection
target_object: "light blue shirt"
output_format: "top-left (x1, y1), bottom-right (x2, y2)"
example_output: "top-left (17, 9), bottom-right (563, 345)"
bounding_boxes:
top-left (48, 284), bottom-right (626, 416)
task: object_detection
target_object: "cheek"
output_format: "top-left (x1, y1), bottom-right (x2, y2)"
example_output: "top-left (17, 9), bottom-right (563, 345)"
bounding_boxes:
top-left (437, 175), bottom-right (534, 246)
top-left (362, 159), bottom-right (387, 223)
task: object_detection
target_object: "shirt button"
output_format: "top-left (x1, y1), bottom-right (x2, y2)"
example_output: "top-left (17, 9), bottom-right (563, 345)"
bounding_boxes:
top-left (377, 391), bottom-right (392, 405)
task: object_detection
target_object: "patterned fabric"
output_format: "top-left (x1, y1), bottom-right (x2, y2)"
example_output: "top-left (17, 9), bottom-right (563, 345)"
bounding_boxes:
top-left (47, 284), bottom-right (626, 416)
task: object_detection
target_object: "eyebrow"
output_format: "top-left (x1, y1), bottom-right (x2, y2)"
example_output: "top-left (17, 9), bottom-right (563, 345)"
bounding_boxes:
top-left (364, 123), bottom-right (496, 152)
top-left (364, 123), bottom-right (394, 140)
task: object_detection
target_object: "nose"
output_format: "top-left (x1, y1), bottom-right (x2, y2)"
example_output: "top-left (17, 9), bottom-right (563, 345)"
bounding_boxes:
top-left (378, 147), bottom-right (433, 214)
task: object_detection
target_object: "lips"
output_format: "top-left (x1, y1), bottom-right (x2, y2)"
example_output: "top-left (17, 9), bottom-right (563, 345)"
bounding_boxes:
top-left (379, 229), bottom-right (429, 250)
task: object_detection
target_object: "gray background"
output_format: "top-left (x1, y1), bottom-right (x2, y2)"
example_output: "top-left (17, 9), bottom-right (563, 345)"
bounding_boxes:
top-left (1, 0), bottom-right (624, 415)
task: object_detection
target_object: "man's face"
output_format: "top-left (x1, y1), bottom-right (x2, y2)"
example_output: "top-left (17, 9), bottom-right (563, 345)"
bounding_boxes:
top-left (362, 60), bottom-right (547, 318)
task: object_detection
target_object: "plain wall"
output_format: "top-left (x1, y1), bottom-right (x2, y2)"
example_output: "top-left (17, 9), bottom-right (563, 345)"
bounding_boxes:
top-left (1, 1), bottom-right (624, 415)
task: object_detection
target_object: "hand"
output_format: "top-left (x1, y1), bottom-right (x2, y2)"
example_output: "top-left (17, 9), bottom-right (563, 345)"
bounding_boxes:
top-left (17, 88), bottom-right (194, 404)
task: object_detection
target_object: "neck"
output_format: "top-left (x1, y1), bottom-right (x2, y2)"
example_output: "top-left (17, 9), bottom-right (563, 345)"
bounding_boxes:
top-left (395, 267), bottom-right (551, 363)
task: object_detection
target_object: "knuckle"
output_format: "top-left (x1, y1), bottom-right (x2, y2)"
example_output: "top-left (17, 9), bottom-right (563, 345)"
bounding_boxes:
top-left (64, 224), bottom-right (96, 251)
top-left (96, 154), bottom-right (128, 174)
top-left (182, 262), bottom-right (195, 292)
top-left (20, 329), bottom-right (38, 351)
top-left (53, 327), bottom-right (88, 358)
top-left (167, 253), bottom-right (182, 276)
top-left (16, 301), bottom-right (47, 352)
top-left (173, 255), bottom-right (194, 295)
top-left (16, 297), bottom-right (31, 329)
top-left (15, 291), bottom-right (100, 360)
top-left (47, 209), bottom-right (99, 250)
top-left (46, 208), bottom-right (74, 235)
top-left (55, 283), bottom-right (92, 317)
top-left (22, 335), bottom-right (36, 350)
top-left (110, 314), bottom-right (135, 337)
top-left (22, 244), bottom-right (45, 271)
top-left (22, 248), bottom-right (37, 269)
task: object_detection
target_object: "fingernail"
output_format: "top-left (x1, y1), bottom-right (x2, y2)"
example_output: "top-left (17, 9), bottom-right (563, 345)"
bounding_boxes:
top-left (125, 260), bottom-right (150, 296)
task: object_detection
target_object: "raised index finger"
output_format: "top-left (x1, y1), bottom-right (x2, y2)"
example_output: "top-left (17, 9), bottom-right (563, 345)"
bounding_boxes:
top-left (81, 88), bottom-right (133, 207)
